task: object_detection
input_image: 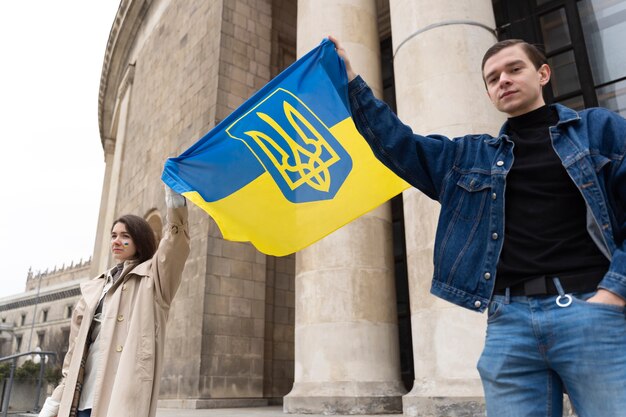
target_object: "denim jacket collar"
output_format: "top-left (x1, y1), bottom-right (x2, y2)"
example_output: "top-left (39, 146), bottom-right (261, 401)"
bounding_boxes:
top-left (489, 103), bottom-right (582, 146)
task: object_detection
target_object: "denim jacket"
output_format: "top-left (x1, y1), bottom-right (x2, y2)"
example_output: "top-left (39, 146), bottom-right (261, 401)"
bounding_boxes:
top-left (348, 76), bottom-right (626, 312)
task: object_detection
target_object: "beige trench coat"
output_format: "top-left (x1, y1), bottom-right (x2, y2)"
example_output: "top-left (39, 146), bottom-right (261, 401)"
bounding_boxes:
top-left (50, 207), bottom-right (190, 417)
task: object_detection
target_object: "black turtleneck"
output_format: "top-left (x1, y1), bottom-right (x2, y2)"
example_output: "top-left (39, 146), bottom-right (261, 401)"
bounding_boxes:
top-left (495, 105), bottom-right (609, 291)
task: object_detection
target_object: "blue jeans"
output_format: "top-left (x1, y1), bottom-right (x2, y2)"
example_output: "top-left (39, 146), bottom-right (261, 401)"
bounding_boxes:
top-left (77, 409), bottom-right (92, 417)
top-left (477, 289), bottom-right (626, 417)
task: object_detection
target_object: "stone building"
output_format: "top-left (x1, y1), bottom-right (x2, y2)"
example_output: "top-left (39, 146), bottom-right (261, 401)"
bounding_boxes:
top-left (2, 0), bottom-right (623, 416)
top-left (95, 0), bottom-right (626, 414)
top-left (0, 260), bottom-right (91, 363)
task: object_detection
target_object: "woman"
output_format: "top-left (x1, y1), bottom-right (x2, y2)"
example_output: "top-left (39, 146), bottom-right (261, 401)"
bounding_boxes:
top-left (39, 186), bottom-right (190, 417)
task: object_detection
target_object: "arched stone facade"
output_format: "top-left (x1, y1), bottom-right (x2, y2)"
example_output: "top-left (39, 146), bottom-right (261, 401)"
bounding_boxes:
top-left (95, 0), bottom-right (500, 414)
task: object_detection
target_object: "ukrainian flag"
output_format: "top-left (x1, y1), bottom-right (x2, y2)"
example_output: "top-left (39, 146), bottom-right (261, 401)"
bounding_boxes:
top-left (162, 38), bottom-right (409, 256)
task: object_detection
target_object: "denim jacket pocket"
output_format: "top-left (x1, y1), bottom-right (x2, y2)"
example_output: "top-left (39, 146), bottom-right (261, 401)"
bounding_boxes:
top-left (451, 173), bottom-right (492, 221)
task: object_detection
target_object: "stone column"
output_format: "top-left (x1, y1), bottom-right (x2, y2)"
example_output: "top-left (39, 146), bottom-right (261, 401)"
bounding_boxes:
top-left (284, 1), bottom-right (406, 414)
top-left (93, 65), bottom-right (135, 274)
top-left (388, 0), bottom-right (505, 415)
top-left (90, 137), bottom-right (115, 278)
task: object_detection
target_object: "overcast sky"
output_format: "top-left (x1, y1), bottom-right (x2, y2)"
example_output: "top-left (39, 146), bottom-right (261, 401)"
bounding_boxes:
top-left (0, 2), bottom-right (121, 298)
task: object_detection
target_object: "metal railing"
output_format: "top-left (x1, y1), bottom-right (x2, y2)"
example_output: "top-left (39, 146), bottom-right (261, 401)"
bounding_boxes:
top-left (0, 351), bottom-right (57, 417)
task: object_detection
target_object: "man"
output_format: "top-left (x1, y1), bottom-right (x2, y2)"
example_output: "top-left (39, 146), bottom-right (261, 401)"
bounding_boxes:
top-left (329, 36), bottom-right (626, 416)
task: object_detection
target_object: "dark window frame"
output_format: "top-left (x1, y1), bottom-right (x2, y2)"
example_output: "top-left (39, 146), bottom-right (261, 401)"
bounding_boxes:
top-left (493, 0), bottom-right (603, 108)
top-left (37, 331), bottom-right (45, 348)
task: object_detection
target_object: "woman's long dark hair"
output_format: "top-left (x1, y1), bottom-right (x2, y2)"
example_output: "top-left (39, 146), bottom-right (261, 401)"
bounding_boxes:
top-left (112, 215), bottom-right (158, 263)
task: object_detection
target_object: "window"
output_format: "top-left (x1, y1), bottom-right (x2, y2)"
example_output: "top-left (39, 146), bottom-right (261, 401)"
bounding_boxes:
top-left (66, 305), bottom-right (74, 319)
top-left (596, 79), bottom-right (626, 115)
top-left (548, 50), bottom-right (580, 97)
top-left (37, 332), bottom-right (45, 348)
top-left (42, 309), bottom-right (49, 323)
top-left (493, 0), bottom-right (626, 112)
top-left (15, 335), bottom-right (22, 352)
top-left (20, 313), bottom-right (26, 326)
top-left (559, 94), bottom-right (585, 111)
top-left (535, 5), bottom-right (586, 103)
top-left (540, 8), bottom-right (571, 53)
top-left (578, 0), bottom-right (626, 116)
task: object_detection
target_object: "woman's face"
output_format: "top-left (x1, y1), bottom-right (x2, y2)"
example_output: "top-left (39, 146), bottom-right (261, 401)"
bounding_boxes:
top-left (111, 222), bottom-right (137, 262)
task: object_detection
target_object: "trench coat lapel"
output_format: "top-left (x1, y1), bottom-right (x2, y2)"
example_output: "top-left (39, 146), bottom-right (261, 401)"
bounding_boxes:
top-left (80, 275), bottom-right (107, 310)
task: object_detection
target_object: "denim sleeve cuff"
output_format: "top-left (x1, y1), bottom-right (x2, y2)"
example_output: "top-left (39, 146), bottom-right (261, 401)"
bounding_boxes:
top-left (598, 271), bottom-right (626, 301)
top-left (348, 75), bottom-right (367, 97)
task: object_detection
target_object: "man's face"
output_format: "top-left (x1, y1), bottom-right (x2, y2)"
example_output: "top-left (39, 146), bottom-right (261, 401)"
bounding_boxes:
top-left (483, 44), bottom-right (551, 117)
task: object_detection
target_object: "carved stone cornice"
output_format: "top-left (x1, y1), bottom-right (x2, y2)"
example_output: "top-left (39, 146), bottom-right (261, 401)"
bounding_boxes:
top-left (97, 0), bottom-right (151, 149)
top-left (117, 63), bottom-right (136, 100)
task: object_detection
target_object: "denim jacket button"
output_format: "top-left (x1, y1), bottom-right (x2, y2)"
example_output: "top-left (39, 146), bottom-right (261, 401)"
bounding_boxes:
top-left (491, 232), bottom-right (499, 240)
top-left (484, 272), bottom-right (491, 280)
top-left (496, 160), bottom-right (504, 166)
top-left (491, 193), bottom-right (497, 200)
top-left (474, 300), bottom-right (482, 308)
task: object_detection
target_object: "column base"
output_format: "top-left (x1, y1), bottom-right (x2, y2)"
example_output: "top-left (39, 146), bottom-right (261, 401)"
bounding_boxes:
top-left (157, 398), bottom-right (268, 409)
top-left (402, 396), bottom-right (485, 417)
top-left (284, 381), bottom-right (405, 414)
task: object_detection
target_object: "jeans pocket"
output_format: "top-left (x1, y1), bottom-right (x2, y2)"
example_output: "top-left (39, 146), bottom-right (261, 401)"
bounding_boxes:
top-left (571, 292), bottom-right (626, 314)
top-left (487, 300), bottom-right (503, 322)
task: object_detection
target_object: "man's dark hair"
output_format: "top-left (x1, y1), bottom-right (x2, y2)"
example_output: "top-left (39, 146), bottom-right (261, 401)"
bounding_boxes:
top-left (112, 214), bottom-right (158, 264)
top-left (481, 39), bottom-right (548, 74)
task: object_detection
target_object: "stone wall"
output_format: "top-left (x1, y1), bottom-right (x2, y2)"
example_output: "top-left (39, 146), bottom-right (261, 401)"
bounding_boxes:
top-left (109, 0), bottom-right (224, 401)
top-left (263, 254), bottom-right (295, 401)
top-left (98, 0), bottom-right (297, 405)
top-left (196, 0), bottom-right (273, 402)
top-left (0, 380), bottom-right (47, 413)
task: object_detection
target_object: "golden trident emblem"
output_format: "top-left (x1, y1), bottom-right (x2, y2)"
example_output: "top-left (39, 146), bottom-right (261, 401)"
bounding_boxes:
top-left (243, 100), bottom-right (340, 192)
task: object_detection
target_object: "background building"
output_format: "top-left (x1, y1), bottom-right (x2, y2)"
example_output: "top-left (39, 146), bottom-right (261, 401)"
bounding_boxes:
top-left (2, 0), bottom-right (623, 415)
top-left (0, 260), bottom-right (90, 363)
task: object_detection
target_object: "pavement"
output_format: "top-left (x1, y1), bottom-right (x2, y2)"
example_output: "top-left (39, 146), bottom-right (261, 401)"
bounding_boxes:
top-left (156, 407), bottom-right (289, 417)
top-left (15, 406), bottom-right (402, 417)
top-left (155, 406), bottom-right (401, 417)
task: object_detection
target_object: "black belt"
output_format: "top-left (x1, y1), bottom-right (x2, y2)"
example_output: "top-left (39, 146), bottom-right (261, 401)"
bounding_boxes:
top-left (494, 269), bottom-right (606, 296)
